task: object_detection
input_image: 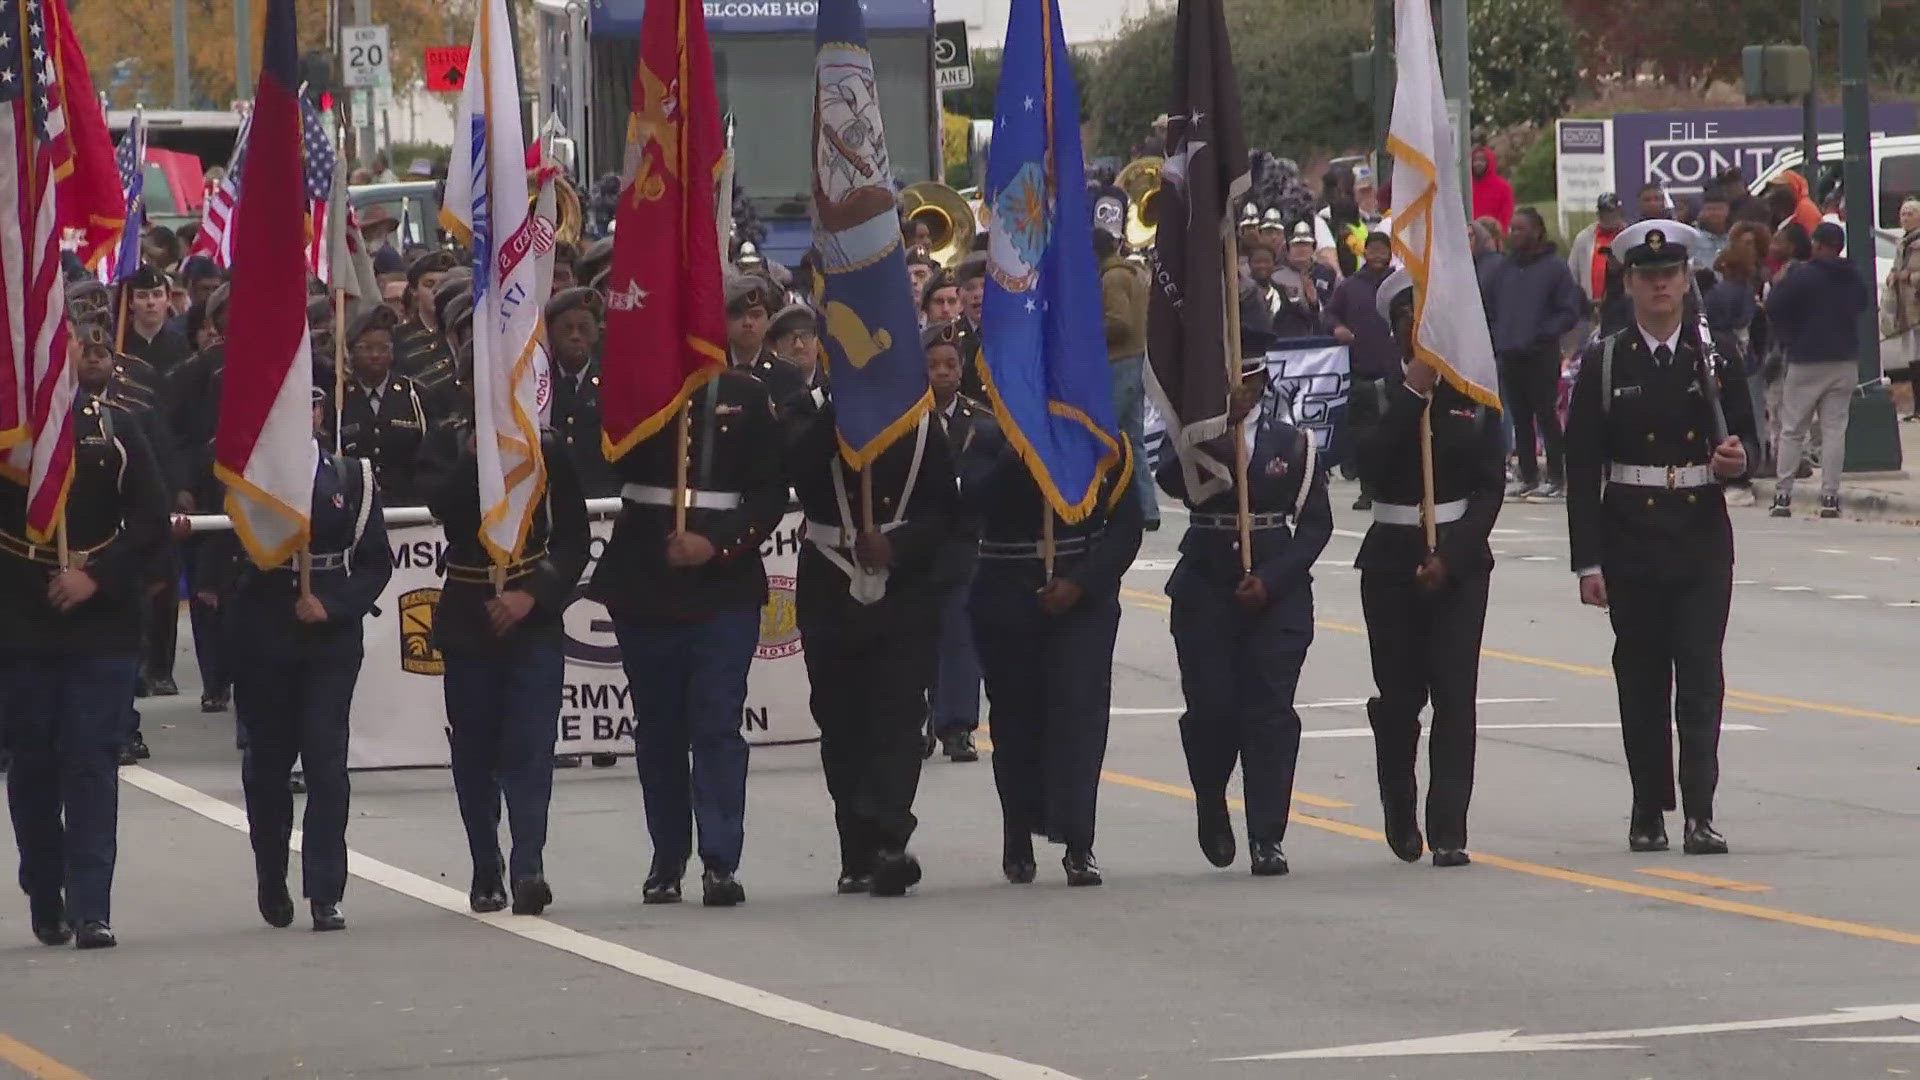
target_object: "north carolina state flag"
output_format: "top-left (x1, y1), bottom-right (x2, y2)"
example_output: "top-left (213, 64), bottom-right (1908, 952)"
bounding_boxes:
top-left (214, 0), bottom-right (318, 567)
top-left (600, 0), bottom-right (727, 459)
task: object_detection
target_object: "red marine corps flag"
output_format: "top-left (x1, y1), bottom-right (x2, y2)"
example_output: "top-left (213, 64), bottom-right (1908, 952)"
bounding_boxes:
top-left (599, 0), bottom-right (727, 460)
top-left (215, 0), bottom-right (320, 566)
top-left (0, 0), bottom-right (123, 542)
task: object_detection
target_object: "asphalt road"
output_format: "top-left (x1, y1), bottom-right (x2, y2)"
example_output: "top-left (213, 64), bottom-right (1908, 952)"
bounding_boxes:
top-left (5, 482), bottom-right (1920, 1080)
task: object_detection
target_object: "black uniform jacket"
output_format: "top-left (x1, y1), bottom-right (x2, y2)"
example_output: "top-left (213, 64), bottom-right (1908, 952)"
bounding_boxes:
top-left (1158, 411), bottom-right (1333, 600)
top-left (419, 421), bottom-right (592, 653)
top-left (962, 427), bottom-right (1144, 597)
top-left (584, 369), bottom-right (786, 620)
top-left (210, 450), bottom-right (393, 658)
top-left (334, 374), bottom-right (432, 506)
top-left (786, 391), bottom-right (963, 599)
top-left (0, 397), bottom-right (169, 655)
top-left (549, 358), bottom-right (620, 498)
top-left (1566, 327), bottom-right (1756, 580)
top-left (1353, 379), bottom-right (1506, 577)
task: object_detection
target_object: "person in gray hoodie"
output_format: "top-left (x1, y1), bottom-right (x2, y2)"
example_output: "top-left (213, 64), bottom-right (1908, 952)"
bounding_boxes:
top-left (1764, 221), bottom-right (1873, 518)
top-left (1483, 208), bottom-right (1586, 498)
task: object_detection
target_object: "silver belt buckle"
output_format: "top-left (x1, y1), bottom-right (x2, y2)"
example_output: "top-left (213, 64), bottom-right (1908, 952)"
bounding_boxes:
top-left (1665, 465), bottom-right (1678, 490)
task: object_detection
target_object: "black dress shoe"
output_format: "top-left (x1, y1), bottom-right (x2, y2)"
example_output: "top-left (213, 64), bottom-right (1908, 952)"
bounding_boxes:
top-left (73, 921), bottom-right (116, 950)
top-left (1431, 848), bottom-right (1471, 868)
top-left (1249, 839), bottom-right (1290, 877)
top-left (1197, 803), bottom-right (1236, 868)
top-left (469, 879), bottom-right (509, 914)
top-left (200, 692), bottom-right (230, 713)
top-left (29, 894), bottom-right (71, 946)
top-left (1063, 850), bottom-right (1103, 887)
top-left (869, 851), bottom-right (923, 897)
top-left (701, 869), bottom-right (745, 908)
top-left (257, 879), bottom-right (295, 928)
top-left (1629, 808), bottom-right (1670, 853)
top-left (511, 876), bottom-right (553, 915)
top-left (1003, 833), bottom-right (1037, 884)
top-left (941, 732), bottom-right (978, 763)
top-left (836, 873), bottom-right (873, 895)
top-left (1682, 819), bottom-right (1729, 855)
top-left (553, 754), bottom-right (582, 769)
top-left (1380, 792), bottom-right (1424, 863)
top-left (149, 677), bottom-right (179, 697)
top-left (642, 860), bottom-right (685, 905)
top-left (921, 729), bottom-right (938, 760)
top-left (310, 902), bottom-right (346, 932)
top-left (117, 744), bottom-right (139, 767)
top-left (288, 773), bottom-right (306, 794)
top-left (590, 753), bottom-right (619, 767)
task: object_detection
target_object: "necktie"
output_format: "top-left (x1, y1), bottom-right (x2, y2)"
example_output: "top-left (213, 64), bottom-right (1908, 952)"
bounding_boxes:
top-left (1654, 344), bottom-right (1673, 367)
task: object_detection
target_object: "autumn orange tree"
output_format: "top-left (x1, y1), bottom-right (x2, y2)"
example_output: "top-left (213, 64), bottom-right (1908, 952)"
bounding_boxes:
top-left (74, 0), bottom-right (478, 110)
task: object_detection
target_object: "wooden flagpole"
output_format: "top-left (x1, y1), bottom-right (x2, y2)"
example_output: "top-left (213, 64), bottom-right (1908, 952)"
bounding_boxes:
top-left (1041, 509), bottom-right (1055, 581)
top-left (1223, 233), bottom-right (1252, 574)
top-left (333, 290), bottom-right (346, 456)
top-left (113, 283), bottom-right (131, 354)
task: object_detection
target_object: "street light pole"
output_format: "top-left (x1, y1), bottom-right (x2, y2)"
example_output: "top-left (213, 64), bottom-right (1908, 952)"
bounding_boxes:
top-left (1439, 0), bottom-right (1470, 215)
top-left (236, 0), bottom-right (253, 99)
top-left (1839, 0), bottom-right (1900, 472)
top-left (1371, 0), bottom-right (1393, 190)
top-left (355, 0), bottom-right (375, 163)
top-left (1800, 0), bottom-right (1819, 175)
top-left (172, 0), bottom-right (189, 107)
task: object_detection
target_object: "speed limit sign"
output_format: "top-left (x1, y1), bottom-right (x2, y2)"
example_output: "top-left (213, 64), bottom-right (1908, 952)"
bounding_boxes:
top-left (341, 25), bottom-right (392, 89)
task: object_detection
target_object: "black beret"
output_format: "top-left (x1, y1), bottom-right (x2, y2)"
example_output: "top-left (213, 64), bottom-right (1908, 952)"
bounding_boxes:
top-left (919, 270), bottom-right (957, 310)
top-left (68, 318), bottom-right (111, 350)
top-left (576, 237), bottom-right (615, 278)
top-left (346, 304), bottom-right (402, 344)
top-left (127, 263), bottom-right (167, 291)
top-left (953, 251), bottom-right (988, 284)
top-left (65, 278), bottom-right (109, 305)
top-left (544, 286), bottom-right (603, 324)
top-left (921, 319), bottom-right (963, 353)
top-left (767, 303), bottom-right (816, 341)
top-left (406, 249), bottom-right (457, 287)
top-left (180, 255), bottom-right (223, 284)
top-left (444, 293), bottom-right (476, 334)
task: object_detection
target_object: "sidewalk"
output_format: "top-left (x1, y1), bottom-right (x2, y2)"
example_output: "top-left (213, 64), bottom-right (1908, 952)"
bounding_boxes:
top-left (1753, 415), bottom-right (1920, 523)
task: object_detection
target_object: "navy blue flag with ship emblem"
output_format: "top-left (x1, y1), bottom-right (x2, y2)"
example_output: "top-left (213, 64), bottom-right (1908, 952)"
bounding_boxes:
top-left (811, 0), bottom-right (932, 467)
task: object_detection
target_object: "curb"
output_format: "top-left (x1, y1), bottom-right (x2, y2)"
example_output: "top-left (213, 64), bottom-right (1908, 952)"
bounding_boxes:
top-left (1751, 478), bottom-right (1920, 523)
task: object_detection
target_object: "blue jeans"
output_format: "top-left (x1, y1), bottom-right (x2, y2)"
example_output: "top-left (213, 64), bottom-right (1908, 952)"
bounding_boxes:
top-left (930, 565), bottom-right (981, 737)
top-left (2, 652), bottom-right (140, 926)
top-left (443, 637), bottom-right (565, 882)
top-left (613, 607), bottom-right (759, 875)
top-left (1109, 353), bottom-right (1160, 524)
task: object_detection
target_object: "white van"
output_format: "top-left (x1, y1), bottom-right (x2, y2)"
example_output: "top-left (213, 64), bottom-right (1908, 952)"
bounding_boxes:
top-left (1751, 134), bottom-right (1920, 283)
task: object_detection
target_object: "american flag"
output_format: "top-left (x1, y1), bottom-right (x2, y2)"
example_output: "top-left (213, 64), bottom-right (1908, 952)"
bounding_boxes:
top-left (100, 110), bottom-right (146, 283)
top-left (0, 0), bottom-right (123, 542)
top-left (190, 108), bottom-right (250, 266)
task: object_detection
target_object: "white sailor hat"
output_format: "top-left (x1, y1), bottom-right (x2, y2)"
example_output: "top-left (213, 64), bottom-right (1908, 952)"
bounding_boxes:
top-left (1374, 266), bottom-right (1415, 324)
top-left (1259, 207), bottom-right (1286, 230)
top-left (1288, 220), bottom-right (1315, 245)
top-left (1612, 219), bottom-right (1699, 270)
top-left (1238, 203), bottom-right (1262, 227)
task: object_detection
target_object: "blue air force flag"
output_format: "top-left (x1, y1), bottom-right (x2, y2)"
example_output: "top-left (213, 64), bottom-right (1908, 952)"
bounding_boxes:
top-left (811, 0), bottom-right (931, 467)
top-left (980, 0), bottom-right (1127, 523)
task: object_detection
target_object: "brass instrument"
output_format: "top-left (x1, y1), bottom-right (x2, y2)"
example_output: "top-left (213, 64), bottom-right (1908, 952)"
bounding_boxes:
top-left (1117, 155), bottom-right (1164, 249)
top-left (899, 181), bottom-right (977, 267)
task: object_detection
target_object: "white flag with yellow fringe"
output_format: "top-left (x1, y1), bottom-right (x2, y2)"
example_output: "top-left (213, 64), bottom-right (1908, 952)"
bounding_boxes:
top-left (1386, 0), bottom-right (1501, 410)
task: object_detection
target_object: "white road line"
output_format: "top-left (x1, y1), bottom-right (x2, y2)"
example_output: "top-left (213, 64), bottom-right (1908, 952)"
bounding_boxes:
top-left (1830, 594), bottom-right (1867, 601)
top-left (1771, 585), bottom-right (1813, 592)
top-left (1298, 722), bottom-right (1763, 739)
top-left (1519, 555), bottom-right (1557, 562)
top-left (1889, 601), bottom-right (1920, 608)
top-left (1817, 548), bottom-right (1849, 555)
top-left (1114, 698), bottom-right (1556, 716)
top-left (118, 768), bottom-right (1081, 1080)
top-left (1734, 579), bottom-right (1759, 585)
top-left (1873, 556), bottom-right (1899, 563)
top-left (1332, 527), bottom-right (1367, 540)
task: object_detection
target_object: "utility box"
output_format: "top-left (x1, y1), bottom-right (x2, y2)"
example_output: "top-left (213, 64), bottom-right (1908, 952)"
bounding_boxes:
top-left (1743, 45), bottom-right (1813, 103)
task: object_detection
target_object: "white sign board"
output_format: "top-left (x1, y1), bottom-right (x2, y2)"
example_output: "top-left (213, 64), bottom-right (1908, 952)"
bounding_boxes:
top-left (347, 512), bottom-right (817, 768)
top-left (1554, 118), bottom-right (1616, 242)
top-left (341, 25), bottom-right (392, 90)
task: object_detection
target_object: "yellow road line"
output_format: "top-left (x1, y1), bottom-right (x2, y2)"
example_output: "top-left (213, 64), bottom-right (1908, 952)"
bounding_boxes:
top-left (1091, 766), bottom-right (1920, 948)
top-left (0, 1035), bottom-right (91, 1080)
top-left (1635, 868), bottom-right (1774, 894)
top-left (1118, 589), bottom-right (1910, 725)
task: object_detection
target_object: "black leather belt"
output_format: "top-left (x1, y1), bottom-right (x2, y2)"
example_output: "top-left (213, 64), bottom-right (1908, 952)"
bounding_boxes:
top-left (978, 530), bottom-right (1104, 561)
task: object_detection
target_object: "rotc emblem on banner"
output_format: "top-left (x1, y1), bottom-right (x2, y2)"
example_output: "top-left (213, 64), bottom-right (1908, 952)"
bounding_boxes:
top-left (398, 587), bottom-right (446, 676)
top-left (756, 575), bottom-right (802, 661)
top-left (987, 162), bottom-right (1049, 294)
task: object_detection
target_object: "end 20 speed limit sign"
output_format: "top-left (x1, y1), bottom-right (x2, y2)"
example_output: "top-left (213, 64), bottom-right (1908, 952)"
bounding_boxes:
top-left (342, 25), bottom-right (392, 89)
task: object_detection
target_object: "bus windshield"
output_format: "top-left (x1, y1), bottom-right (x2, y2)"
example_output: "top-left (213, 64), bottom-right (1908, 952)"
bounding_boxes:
top-left (715, 33), bottom-right (933, 209)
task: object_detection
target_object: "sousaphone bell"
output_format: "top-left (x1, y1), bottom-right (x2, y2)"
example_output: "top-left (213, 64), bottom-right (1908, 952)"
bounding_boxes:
top-left (899, 181), bottom-right (978, 267)
top-left (1117, 155), bottom-right (1164, 249)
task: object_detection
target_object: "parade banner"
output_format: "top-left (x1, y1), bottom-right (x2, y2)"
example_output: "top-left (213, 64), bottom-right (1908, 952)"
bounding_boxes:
top-left (1144, 340), bottom-right (1350, 473)
top-left (346, 512), bottom-right (816, 768)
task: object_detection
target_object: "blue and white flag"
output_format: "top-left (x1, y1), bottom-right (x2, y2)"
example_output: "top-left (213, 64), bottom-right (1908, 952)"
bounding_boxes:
top-left (440, 0), bottom-right (553, 565)
top-left (102, 110), bottom-right (146, 283)
top-left (980, 0), bottom-right (1126, 522)
top-left (811, 0), bottom-right (931, 466)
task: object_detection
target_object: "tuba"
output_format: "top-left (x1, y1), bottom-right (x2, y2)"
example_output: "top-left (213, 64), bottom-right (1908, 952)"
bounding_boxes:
top-left (1117, 155), bottom-right (1164, 250)
top-left (899, 181), bottom-right (978, 268)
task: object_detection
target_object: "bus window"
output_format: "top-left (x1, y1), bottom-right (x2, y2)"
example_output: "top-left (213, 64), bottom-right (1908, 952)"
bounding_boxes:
top-left (1879, 152), bottom-right (1920, 229)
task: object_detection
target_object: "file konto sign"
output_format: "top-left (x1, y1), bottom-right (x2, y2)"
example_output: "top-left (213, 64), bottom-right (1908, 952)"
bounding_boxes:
top-left (1611, 104), bottom-right (1917, 201)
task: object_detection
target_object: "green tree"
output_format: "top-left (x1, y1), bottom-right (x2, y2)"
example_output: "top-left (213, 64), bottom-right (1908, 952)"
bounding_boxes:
top-left (1086, 0), bottom-right (1371, 161)
top-left (1468, 0), bottom-right (1578, 130)
top-left (947, 47), bottom-right (1095, 123)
